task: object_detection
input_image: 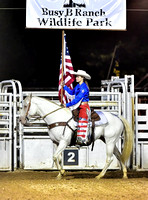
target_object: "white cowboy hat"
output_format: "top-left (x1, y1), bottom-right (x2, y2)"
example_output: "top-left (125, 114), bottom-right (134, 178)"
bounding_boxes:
top-left (72, 70), bottom-right (91, 80)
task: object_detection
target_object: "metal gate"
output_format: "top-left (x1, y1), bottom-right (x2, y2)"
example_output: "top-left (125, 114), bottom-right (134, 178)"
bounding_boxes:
top-left (0, 93), bottom-right (13, 171)
top-left (0, 80), bottom-right (23, 171)
top-left (135, 92), bottom-right (148, 170)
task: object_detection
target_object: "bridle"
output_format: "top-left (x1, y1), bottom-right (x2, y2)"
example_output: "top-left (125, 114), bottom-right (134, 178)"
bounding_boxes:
top-left (24, 95), bottom-right (64, 122)
top-left (23, 95), bottom-right (75, 134)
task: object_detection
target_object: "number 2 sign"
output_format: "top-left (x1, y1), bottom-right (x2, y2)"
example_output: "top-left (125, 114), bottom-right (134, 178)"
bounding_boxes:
top-left (63, 149), bottom-right (79, 166)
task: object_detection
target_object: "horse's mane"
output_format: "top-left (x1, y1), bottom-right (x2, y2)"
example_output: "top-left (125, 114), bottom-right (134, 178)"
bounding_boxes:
top-left (31, 96), bottom-right (62, 108)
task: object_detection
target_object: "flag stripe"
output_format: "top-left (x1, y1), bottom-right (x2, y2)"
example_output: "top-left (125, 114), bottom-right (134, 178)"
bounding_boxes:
top-left (77, 134), bottom-right (87, 138)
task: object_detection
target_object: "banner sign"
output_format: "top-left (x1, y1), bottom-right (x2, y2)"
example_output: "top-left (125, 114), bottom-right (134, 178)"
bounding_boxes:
top-left (26, 0), bottom-right (126, 30)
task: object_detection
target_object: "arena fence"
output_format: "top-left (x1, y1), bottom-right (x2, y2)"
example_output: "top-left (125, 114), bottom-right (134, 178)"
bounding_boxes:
top-left (135, 92), bottom-right (148, 170)
top-left (0, 80), bottom-right (23, 170)
top-left (0, 93), bottom-right (12, 171)
top-left (0, 76), bottom-right (147, 171)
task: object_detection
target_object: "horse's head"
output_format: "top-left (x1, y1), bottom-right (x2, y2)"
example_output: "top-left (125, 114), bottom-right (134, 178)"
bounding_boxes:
top-left (19, 94), bottom-right (38, 125)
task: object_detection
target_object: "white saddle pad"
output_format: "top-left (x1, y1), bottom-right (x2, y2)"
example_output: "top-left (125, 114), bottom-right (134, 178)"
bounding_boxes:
top-left (92, 111), bottom-right (108, 126)
top-left (74, 111), bottom-right (108, 127)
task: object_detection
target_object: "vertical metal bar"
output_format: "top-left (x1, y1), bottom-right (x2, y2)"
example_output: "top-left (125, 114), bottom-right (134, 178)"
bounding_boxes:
top-left (135, 92), bottom-right (138, 169)
top-left (86, 146), bottom-right (89, 167)
top-left (14, 80), bottom-right (23, 169)
top-left (141, 143), bottom-right (144, 169)
top-left (9, 94), bottom-right (12, 171)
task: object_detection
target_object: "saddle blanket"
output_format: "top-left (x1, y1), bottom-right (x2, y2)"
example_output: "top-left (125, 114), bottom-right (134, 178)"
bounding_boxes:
top-left (74, 111), bottom-right (108, 127)
top-left (90, 111), bottom-right (108, 126)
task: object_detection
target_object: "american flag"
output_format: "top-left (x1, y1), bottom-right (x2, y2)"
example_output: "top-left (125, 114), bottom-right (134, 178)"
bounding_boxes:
top-left (58, 34), bottom-right (75, 104)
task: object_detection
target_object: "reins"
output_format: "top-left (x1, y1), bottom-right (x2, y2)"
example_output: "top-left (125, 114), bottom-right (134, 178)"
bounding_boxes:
top-left (27, 107), bottom-right (64, 122)
top-left (24, 96), bottom-right (75, 134)
top-left (24, 95), bottom-right (64, 121)
top-left (42, 107), bottom-right (63, 120)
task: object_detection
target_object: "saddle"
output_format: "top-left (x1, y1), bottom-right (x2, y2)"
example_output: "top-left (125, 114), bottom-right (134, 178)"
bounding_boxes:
top-left (72, 108), bottom-right (100, 150)
top-left (72, 108), bottom-right (100, 122)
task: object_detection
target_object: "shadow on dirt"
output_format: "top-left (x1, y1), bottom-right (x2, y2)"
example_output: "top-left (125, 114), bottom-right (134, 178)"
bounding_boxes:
top-left (63, 170), bottom-right (148, 179)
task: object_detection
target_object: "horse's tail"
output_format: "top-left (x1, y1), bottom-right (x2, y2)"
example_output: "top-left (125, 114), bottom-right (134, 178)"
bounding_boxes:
top-left (119, 116), bottom-right (134, 164)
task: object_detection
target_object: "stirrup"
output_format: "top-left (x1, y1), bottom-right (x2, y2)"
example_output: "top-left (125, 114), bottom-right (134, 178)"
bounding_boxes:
top-left (76, 137), bottom-right (88, 146)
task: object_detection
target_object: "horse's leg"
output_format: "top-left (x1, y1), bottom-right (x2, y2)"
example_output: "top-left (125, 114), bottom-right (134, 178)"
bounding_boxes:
top-left (58, 153), bottom-right (66, 176)
top-left (96, 142), bottom-right (114, 179)
top-left (53, 143), bottom-right (62, 176)
top-left (113, 146), bottom-right (128, 179)
top-left (52, 143), bottom-right (65, 176)
top-left (53, 139), bottom-right (67, 179)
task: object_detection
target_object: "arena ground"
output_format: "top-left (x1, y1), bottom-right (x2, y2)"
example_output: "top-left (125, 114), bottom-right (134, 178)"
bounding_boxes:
top-left (0, 170), bottom-right (148, 200)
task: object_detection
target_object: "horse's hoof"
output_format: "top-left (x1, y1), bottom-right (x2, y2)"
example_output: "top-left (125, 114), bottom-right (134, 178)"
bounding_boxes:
top-left (56, 174), bottom-right (62, 180)
top-left (61, 170), bottom-right (65, 176)
top-left (95, 175), bottom-right (102, 180)
top-left (123, 175), bottom-right (128, 179)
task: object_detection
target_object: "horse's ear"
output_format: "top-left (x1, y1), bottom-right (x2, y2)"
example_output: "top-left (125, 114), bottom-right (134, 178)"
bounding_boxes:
top-left (28, 93), bottom-right (32, 104)
top-left (30, 93), bottom-right (32, 99)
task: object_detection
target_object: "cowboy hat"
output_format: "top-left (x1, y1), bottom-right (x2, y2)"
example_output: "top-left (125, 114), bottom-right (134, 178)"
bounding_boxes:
top-left (72, 70), bottom-right (91, 80)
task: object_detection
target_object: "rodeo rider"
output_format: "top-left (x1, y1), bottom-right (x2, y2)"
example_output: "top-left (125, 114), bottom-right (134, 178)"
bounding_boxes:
top-left (62, 70), bottom-right (91, 145)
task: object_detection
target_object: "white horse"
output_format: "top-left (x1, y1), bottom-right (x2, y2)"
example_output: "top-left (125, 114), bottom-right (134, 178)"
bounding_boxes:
top-left (20, 96), bottom-right (133, 179)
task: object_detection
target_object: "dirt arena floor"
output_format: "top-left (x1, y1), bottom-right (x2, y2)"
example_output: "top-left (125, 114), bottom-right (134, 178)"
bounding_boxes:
top-left (0, 170), bottom-right (148, 200)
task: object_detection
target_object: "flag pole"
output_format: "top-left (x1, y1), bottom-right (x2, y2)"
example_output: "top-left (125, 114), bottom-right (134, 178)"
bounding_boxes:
top-left (61, 30), bottom-right (65, 104)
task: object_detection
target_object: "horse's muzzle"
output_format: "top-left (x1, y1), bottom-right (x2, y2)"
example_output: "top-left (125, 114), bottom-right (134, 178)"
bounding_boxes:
top-left (19, 116), bottom-right (27, 125)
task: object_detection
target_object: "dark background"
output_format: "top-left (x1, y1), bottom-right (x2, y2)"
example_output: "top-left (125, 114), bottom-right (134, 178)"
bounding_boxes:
top-left (0, 0), bottom-right (148, 90)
